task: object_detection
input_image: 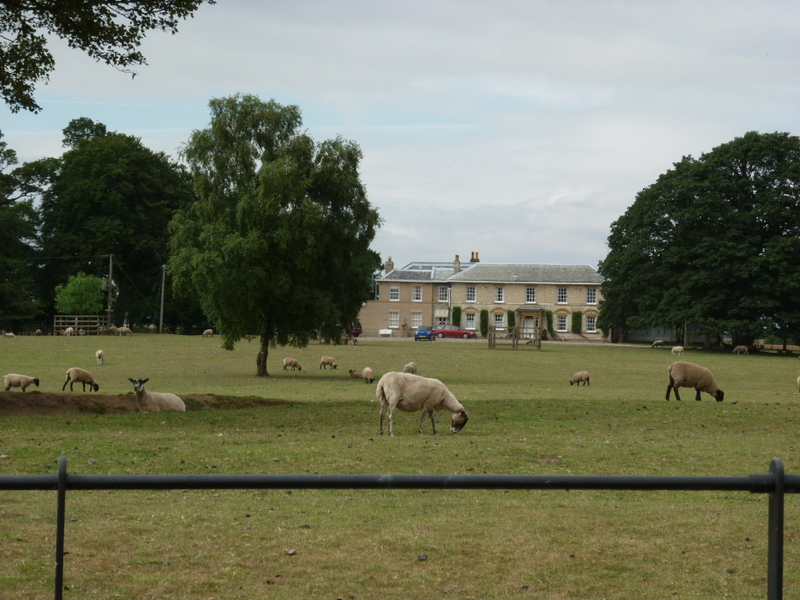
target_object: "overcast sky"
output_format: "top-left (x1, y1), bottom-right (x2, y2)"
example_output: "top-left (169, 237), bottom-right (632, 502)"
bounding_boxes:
top-left (2, 1), bottom-right (798, 268)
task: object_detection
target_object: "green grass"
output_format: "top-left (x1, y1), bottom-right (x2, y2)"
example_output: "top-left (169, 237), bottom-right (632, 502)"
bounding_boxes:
top-left (2, 335), bottom-right (800, 599)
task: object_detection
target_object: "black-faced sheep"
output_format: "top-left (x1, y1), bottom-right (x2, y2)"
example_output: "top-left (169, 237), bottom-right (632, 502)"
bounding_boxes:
top-left (62, 367), bottom-right (99, 392)
top-left (283, 357), bottom-right (302, 371)
top-left (671, 346), bottom-right (684, 356)
top-left (402, 361), bottom-right (417, 374)
top-left (666, 361), bottom-right (724, 402)
top-left (4, 373), bottom-right (40, 392)
top-left (128, 378), bottom-right (185, 412)
top-left (96, 349), bottom-right (105, 365)
top-left (320, 356), bottom-right (337, 369)
top-left (569, 371), bottom-right (590, 386)
top-left (362, 367), bottom-right (374, 384)
top-left (733, 345), bottom-right (749, 355)
top-left (349, 369), bottom-right (363, 380)
top-left (376, 372), bottom-right (468, 437)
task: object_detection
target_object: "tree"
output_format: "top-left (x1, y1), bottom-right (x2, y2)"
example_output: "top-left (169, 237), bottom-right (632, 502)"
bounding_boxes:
top-left (0, 0), bottom-right (215, 113)
top-left (169, 95), bottom-right (381, 376)
top-left (451, 306), bottom-right (461, 328)
top-left (54, 272), bottom-right (103, 314)
top-left (598, 131), bottom-right (800, 346)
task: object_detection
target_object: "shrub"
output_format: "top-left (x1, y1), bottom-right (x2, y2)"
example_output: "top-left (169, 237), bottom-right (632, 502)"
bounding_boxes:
top-left (451, 306), bottom-right (462, 328)
top-left (572, 312), bottom-right (583, 334)
top-left (480, 310), bottom-right (489, 338)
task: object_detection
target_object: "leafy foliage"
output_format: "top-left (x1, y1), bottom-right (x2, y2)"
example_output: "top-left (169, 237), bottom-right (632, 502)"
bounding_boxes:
top-left (54, 272), bottom-right (103, 314)
top-left (451, 305), bottom-right (461, 328)
top-left (479, 309), bottom-right (489, 338)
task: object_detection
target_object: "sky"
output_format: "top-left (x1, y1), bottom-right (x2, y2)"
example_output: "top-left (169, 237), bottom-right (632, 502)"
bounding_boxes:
top-left (2, 1), bottom-right (798, 269)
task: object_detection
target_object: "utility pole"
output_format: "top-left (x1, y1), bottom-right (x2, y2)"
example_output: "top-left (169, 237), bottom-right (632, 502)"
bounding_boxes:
top-left (107, 254), bottom-right (113, 327)
top-left (159, 265), bottom-right (166, 334)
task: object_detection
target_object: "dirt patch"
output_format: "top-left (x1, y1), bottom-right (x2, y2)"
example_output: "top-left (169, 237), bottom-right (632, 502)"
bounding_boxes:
top-left (0, 392), bottom-right (287, 416)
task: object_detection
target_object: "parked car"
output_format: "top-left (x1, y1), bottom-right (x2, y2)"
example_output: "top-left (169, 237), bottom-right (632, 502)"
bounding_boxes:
top-left (433, 324), bottom-right (476, 339)
top-left (414, 325), bottom-right (435, 341)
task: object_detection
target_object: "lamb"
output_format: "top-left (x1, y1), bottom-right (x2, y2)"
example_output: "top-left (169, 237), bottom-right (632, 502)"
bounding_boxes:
top-left (569, 371), bottom-right (590, 386)
top-left (671, 346), bottom-right (684, 356)
top-left (116, 326), bottom-right (133, 336)
top-left (96, 349), bottom-right (105, 365)
top-left (4, 373), bottom-right (40, 392)
top-left (63, 327), bottom-right (75, 336)
top-left (128, 378), bottom-right (186, 412)
top-left (202, 329), bottom-right (213, 337)
top-left (349, 369), bottom-right (363, 379)
top-left (320, 356), bottom-right (337, 369)
top-left (3, 332), bottom-right (15, 338)
top-left (733, 345), bottom-right (749, 355)
top-left (362, 367), bottom-right (374, 384)
top-left (376, 372), bottom-right (468, 436)
top-left (402, 361), bottom-right (417, 374)
top-left (282, 357), bottom-right (302, 371)
top-left (62, 367), bottom-right (99, 392)
top-left (666, 361), bottom-right (724, 402)
top-left (652, 340), bottom-right (664, 348)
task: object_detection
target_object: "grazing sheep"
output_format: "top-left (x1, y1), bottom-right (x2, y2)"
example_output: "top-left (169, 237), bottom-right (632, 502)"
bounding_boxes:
top-left (376, 372), bottom-right (468, 437)
top-left (116, 326), bottom-right (133, 336)
top-left (35, 329), bottom-right (42, 336)
top-left (63, 327), bottom-right (75, 336)
top-left (362, 367), bottom-right (374, 384)
top-left (3, 373), bottom-right (40, 392)
top-left (282, 357), bottom-right (302, 371)
top-left (320, 356), bottom-right (337, 370)
top-left (96, 349), bottom-right (105, 365)
top-left (733, 345), bottom-right (749, 355)
top-left (349, 369), bottom-right (363, 380)
top-left (671, 346), bottom-right (684, 356)
top-left (402, 361), bottom-right (417, 374)
top-left (107, 325), bottom-right (118, 335)
top-left (569, 371), bottom-right (590, 386)
top-left (128, 378), bottom-right (185, 412)
top-left (652, 340), bottom-right (664, 348)
top-left (3, 332), bottom-right (15, 338)
top-left (796, 375), bottom-right (800, 393)
top-left (666, 361), bottom-right (724, 402)
top-left (62, 367), bottom-right (99, 392)
top-left (202, 329), bottom-right (213, 337)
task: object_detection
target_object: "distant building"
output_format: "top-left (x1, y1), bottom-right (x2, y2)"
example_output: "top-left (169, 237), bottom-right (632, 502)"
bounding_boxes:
top-left (357, 252), bottom-right (605, 341)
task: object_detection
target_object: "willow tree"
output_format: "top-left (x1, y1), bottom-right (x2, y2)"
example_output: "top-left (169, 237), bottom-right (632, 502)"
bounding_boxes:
top-left (169, 95), bottom-right (381, 376)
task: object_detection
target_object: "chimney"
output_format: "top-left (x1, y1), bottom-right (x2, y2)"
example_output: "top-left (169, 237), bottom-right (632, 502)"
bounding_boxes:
top-left (453, 254), bottom-right (461, 274)
top-left (470, 251), bottom-right (480, 263)
top-left (384, 256), bottom-right (394, 274)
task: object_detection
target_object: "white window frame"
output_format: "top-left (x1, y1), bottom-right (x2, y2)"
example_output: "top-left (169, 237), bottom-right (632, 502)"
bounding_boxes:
top-left (465, 286), bottom-right (476, 303)
top-left (438, 286), bottom-right (450, 303)
top-left (494, 286), bottom-right (505, 303)
top-left (388, 312), bottom-right (400, 328)
top-left (586, 315), bottom-right (597, 333)
top-left (389, 286), bottom-right (400, 302)
top-left (465, 313), bottom-right (476, 330)
top-left (526, 287), bottom-right (536, 303)
top-left (556, 315), bottom-right (568, 332)
top-left (586, 288), bottom-right (597, 305)
top-left (412, 286), bottom-right (422, 302)
top-left (557, 287), bottom-right (568, 304)
top-left (493, 312), bottom-right (505, 330)
top-left (411, 312), bottom-right (422, 329)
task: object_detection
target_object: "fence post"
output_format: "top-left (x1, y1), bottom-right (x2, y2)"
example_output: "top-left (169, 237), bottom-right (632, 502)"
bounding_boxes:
top-left (55, 456), bottom-right (68, 600)
top-left (768, 458), bottom-right (785, 600)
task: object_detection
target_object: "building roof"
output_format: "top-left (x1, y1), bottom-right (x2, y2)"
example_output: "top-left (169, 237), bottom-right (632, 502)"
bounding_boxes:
top-left (447, 263), bottom-right (603, 285)
top-left (380, 261), bottom-right (474, 283)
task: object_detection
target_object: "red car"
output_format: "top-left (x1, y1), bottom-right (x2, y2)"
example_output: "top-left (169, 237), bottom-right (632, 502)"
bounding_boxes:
top-left (433, 324), bottom-right (476, 339)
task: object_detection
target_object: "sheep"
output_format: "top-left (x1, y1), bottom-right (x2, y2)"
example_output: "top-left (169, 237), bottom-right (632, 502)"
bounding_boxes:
top-left (320, 356), bottom-right (337, 370)
top-left (362, 367), bottom-right (374, 384)
top-left (128, 378), bottom-right (186, 412)
top-left (116, 326), bottom-right (133, 336)
top-left (796, 375), bottom-right (800, 393)
top-left (402, 361), bottom-right (417, 374)
top-left (96, 349), bottom-right (105, 365)
top-left (349, 369), bottom-right (363, 380)
top-left (376, 371), bottom-right (468, 437)
top-left (62, 367), bottom-right (99, 392)
top-left (63, 327), bottom-right (75, 337)
top-left (3, 332), bottom-right (15, 338)
top-left (3, 373), bottom-right (40, 392)
top-left (733, 345), bottom-right (749, 355)
top-left (282, 357), bottom-right (302, 371)
top-left (666, 361), bottom-right (724, 402)
top-left (35, 329), bottom-right (42, 336)
top-left (569, 371), bottom-right (590, 386)
top-left (671, 346), bottom-right (684, 356)
top-left (652, 340), bottom-right (664, 348)
top-left (107, 325), bottom-right (118, 335)
top-left (202, 329), bottom-right (213, 337)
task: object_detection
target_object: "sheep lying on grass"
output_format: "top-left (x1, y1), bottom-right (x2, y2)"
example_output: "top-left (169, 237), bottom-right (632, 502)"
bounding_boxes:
top-left (4, 373), bottom-right (40, 392)
top-left (671, 346), bottom-right (684, 356)
top-left (62, 367), bottom-right (99, 392)
top-left (402, 361), bottom-right (417, 374)
top-left (362, 367), bottom-right (374, 384)
top-left (282, 358), bottom-right (302, 371)
top-left (349, 369), bottom-right (363, 380)
top-left (569, 371), bottom-right (590, 386)
top-left (96, 349), bottom-right (105, 365)
top-left (128, 378), bottom-right (185, 412)
top-left (733, 345), bottom-right (749, 355)
top-left (320, 356), bottom-right (337, 369)
top-left (376, 372), bottom-right (468, 436)
top-left (666, 361), bottom-right (724, 402)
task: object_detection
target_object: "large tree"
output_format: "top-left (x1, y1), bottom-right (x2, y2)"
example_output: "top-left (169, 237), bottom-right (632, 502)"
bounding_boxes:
top-left (169, 95), bottom-right (381, 376)
top-left (0, 0), bottom-right (214, 113)
top-left (598, 131), bottom-right (800, 346)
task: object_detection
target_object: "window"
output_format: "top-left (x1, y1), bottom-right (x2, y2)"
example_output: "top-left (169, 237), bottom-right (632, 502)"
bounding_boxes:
top-left (557, 287), bottom-right (568, 304)
top-left (586, 316), bottom-right (597, 333)
top-left (466, 286), bottom-right (476, 302)
top-left (526, 287), bottom-right (536, 303)
top-left (494, 286), bottom-right (505, 303)
top-left (438, 286), bottom-right (449, 302)
top-left (556, 315), bottom-right (567, 332)
top-left (465, 313), bottom-right (476, 330)
top-left (412, 286), bottom-right (422, 302)
top-left (388, 312), bottom-right (399, 328)
top-left (389, 286), bottom-right (400, 301)
top-left (587, 288), bottom-right (597, 304)
top-left (493, 312), bottom-right (505, 330)
top-left (411, 312), bottom-right (422, 329)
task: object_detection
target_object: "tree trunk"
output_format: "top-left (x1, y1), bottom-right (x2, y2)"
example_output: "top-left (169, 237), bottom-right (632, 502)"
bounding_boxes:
top-left (256, 325), bottom-right (271, 377)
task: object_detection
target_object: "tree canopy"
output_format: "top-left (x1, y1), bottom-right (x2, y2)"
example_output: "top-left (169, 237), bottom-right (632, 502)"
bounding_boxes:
top-left (54, 272), bottom-right (103, 314)
top-left (0, 0), bottom-right (215, 113)
top-left (598, 131), bottom-right (800, 346)
top-left (169, 94), bottom-right (381, 376)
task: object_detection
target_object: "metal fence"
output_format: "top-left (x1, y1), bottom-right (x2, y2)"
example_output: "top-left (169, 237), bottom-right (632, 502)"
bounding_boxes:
top-left (2, 456), bottom-right (799, 600)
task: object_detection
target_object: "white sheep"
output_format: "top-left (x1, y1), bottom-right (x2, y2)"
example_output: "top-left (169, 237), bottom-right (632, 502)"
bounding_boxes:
top-left (320, 356), bottom-right (337, 370)
top-left (376, 372), bottom-right (469, 436)
top-left (671, 346), bottom-right (684, 356)
top-left (348, 369), bottom-right (363, 380)
top-left (202, 329), bottom-right (213, 337)
top-left (733, 345), bottom-right (749, 355)
top-left (362, 367), bottom-right (374, 384)
top-left (402, 361), bottom-right (417, 374)
top-left (35, 329), bottom-right (42, 336)
top-left (95, 349), bottom-right (105, 365)
top-left (652, 340), bottom-right (664, 348)
top-left (796, 375), bottom-right (800, 393)
top-left (3, 332), bottom-right (16, 338)
top-left (63, 327), bottom-right (75, 337)
top-left (62, 367), bottom-right (100, 392)
top-left (116, 326), bottom-right (133, 336)
top-left (282, 357), bottom-right (302, 371)
top-left (128, 378), bottom-right (186, 412)
top-left (4, 373), bottom-right (40, 392)
top-left (666, 361), bottom-right (724, 402)
top-left (569, 371), bottom-right (590, 386)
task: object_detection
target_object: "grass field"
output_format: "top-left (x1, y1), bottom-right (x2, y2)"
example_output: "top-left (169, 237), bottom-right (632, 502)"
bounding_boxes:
top-left (2, 335), bottom-right (800, 599)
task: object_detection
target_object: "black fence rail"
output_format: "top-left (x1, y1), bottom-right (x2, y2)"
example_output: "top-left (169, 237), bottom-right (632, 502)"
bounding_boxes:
top-left (2, 457), bottom-right (799, 600)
